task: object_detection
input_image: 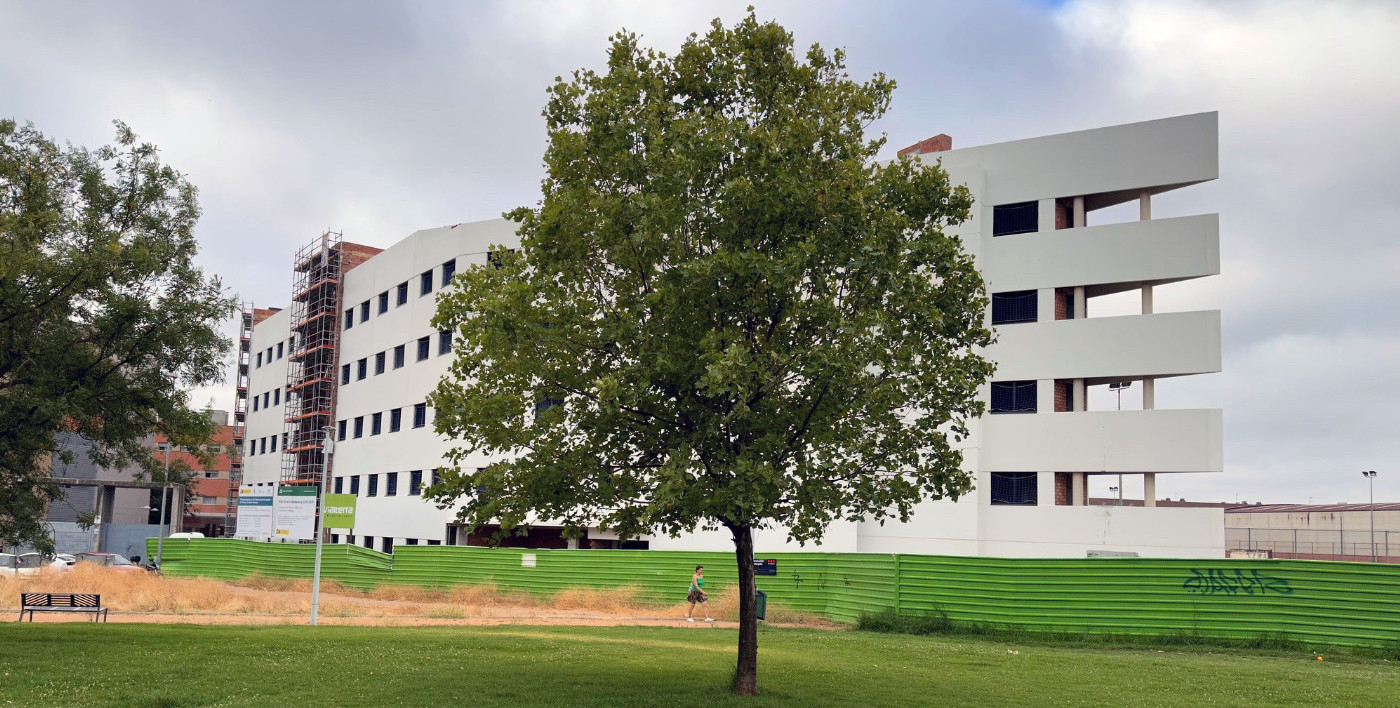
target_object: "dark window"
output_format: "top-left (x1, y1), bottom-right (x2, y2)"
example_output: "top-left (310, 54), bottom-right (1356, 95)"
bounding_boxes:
top-left (360, 301), bottom-right (370, 323)
top-left (386, 472), bottom-right (398, 496)
top-left (357, 358), bottom-right (367, 380)
top-left (389, 408), bottom-right (402, 433)
top-left (378, 291), bottom-right (389, 314)
top-left (441, 259), bottom-right (456, 286)
top-left (432, 468), bottom-right (441, 487)
top-left (375, 351), bottom-right (386, 375)
top-left (353, 416), bottom-right (364, 438)
top-left (438, 330), bottom-right (452, 355)
top-left (256, 352), bottom-right (262, 368)
top-left (371, 412), bottom-right (382, 436)
top-left (273, 388), bottom-right (280, 406)
top-left (990, 472), bottom-right (1039, 505)
top-left (338, 420), bottom-right (347, 441)
top-left (413, 403), bottom-right (427, 428)
top-left (269, 435), bottom-right (277, 452)
top-left (427, 540), bottom-right (441, 546)
top-left (382, 537), bottom-right (393, 554)
top-left (990, 381), bottom-right (1038, 413)
top-left (535, 396), bottom-right (563, 416)
top-left (266, 347), bottom-right (272, 362)
top-left (344, 309), bottom-right (354, 329)
top-left (409, 470), bottom-right (422, 495)
top-left (260, 437), bottom-right (267, 454)
top-left (993, 201), bottom-right (1039, 237)
top-left (393, 345), bottom-right (405, 369)
top-left (396, 282), bottom-right (408, 306)
top-left (331, 534), bottom-right (339, 544)
top-left (252, 396), bottom-right (259, 412)
top-left (406, 538), bottom-right (419, 546)
top-left (350, 475), bottom-right (360, 495)
top-left (992, 290), bottom-right (1039, 325)
top-left (263, 392), bottom-right (270, 409)
top-left (276, 342), bottom-right (284, 359)
top-left (487, 248), bottom-right (516, 269)
top-left (417, 336), bottom-right (430, 361)
top-left (334, 477), bottom-right (343, 494)
top-left (367, 474), bottom-right (378, 497)
top-left (282, 432), bottom-right (288, 449)
top-left (342, 363), bottom-right (351, 385)
top-left (420, 271), bottom-right (433, 296)
top-left (364, 535), bottom-right (373, 549)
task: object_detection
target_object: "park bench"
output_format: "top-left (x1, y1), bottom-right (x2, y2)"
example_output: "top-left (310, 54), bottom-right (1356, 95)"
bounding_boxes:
top-left (18, 592), bottom-right (108, 622)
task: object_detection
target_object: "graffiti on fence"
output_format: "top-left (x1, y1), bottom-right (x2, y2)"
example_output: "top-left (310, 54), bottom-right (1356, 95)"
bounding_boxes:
top-left (1182, 569), bottom-right (1292, 596)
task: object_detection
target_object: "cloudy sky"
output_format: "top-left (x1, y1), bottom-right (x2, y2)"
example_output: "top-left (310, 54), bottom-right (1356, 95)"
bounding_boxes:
top-left (2, 1), bottom-right (1396, 505)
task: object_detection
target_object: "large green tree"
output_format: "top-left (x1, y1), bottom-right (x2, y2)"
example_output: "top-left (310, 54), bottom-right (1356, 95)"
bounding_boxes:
top-left (0, 119), bottom-right (234, 553)
top-left (430, 14), bottom-right (993, 695)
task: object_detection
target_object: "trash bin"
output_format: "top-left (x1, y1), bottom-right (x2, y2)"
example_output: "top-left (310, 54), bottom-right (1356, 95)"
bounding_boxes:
top-left (754, 589), bottom-right (768, 621)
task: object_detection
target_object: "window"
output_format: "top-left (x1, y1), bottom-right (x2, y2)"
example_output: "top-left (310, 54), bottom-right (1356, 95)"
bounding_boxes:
top-left (266, 347), bottom-right (272, 363)
top-left (334, 477), bottom-right (343, 495)
top-left (273, 388), bottom-right (280, 406)
top-left (487, 248), bottom-right (515, 269)
top-left (338, 420), bottom-right (347, 441)
top-left (331, 534), bottom-right (339, 544)
top-left (282, 432), bottom-right (288, 449)
top-left (364, 535), bottom-right (374, 549)
top-left (256, 352), bottom-right (262, 368)
top-left (993, 201), bottom-right (1039, 237)
top-left (417, 336), bottom-right (430, 361)
top-left (396, 282), bottom-right (409, 306)
top-left (201, 496), bottom-right (217, 504)
top-left (409, 470), bottom-right (422, 495)
top-left (990, 472), bottom-right (1038, 505)
top-left (360, 301), bottom-right (371, 323)
top-left (375, 351), bottom-right (386, 375)
top-left (260, 437), bottom-right (267, 454)
top-left (378, 291), bottom-right (389, 314)
top-left (350, 475), bottom-right (360, 495)
top-left (276, 342), bottom-right (284, 359)
top-left (427, 540), bottom-right (441, 546)
top-left (269, 435), bottom-right (277, 452)
top-left (441, 259), bottom-right (456, 286)
top-left (367, 474), bottom-right (378, 497)
top-left (990, 381), bottom-right (1038, 413)
top-left (413, 403), bottom-right (427, 428)
top-left (389, 408), bottom-right (402, 433)
top-left (263, 392), bottom-right (270, 409)
top-left (353, 416), bottom-right (364, 438)
top-left (432, 468), bottom-right (442, 487)
top-left (344, 309), bottom-right (355, 329)
top-left (420, 271), bottom-right (433, 296)
top-left (406, 538), bottom-right (419, 546)
top-left (393, 345), bottom-right (405, 369)
top-left (252, 396), bottom-right (259, 412)
top-left (381, 537), bottom-right (393, 554)
top-left (357, 358), bottom-right (367, 380)
top-left (438, 330), bottom-right (452, 355)
top-left (342, 363), bottom-right (351, 385)
top-left (204, 471), bottom-right (217, 479)
top-left (991, 290), bottom-right (1038, 325)
top-left (386, 472), bottom-right (398, 496)
top-left (371, 412), bottom-right (382, 436)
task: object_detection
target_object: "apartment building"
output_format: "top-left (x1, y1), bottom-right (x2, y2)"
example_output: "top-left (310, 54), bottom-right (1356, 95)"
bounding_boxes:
top-left (238, 112), bottom-right (1225, 558)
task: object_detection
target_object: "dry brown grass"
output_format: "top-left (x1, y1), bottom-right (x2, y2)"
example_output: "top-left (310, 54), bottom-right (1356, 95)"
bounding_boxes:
top-left (0, 567), bottom-right (828, 626)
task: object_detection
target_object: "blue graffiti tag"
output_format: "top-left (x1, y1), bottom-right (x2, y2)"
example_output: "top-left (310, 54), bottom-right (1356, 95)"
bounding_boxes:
top-left (1182, 569), bottom-right (1292, 596)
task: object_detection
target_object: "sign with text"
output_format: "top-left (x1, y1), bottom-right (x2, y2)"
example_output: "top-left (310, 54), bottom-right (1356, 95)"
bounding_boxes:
top-left (323, 494), bottom-right (357, 529)
top-left (755, 559), bottom-right (778, 576)
top-left (234, 487), bottom-right (274, 539)
top-left (274, 485), bottom-right (318, 540)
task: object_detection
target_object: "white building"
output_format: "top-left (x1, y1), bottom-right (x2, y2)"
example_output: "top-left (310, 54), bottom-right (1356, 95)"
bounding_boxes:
top-left (238, 112), bottom-right (1225, 558)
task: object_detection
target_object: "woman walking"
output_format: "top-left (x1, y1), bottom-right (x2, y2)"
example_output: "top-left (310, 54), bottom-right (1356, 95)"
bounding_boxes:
top-left (686, 565), bottom-right (712, 622)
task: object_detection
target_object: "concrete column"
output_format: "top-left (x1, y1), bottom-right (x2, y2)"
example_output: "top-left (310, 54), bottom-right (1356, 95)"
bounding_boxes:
top-left (1142, 377), bottom-right (1155, 410)
top-left (1141, 284), bottom-right (1154, 315)
top-left (1144, 473), bottom-right (1157, 508)
top-left (1073, 196), bottom-right (1086, 228)
top-left (1038, 198), bottom-right (1056, 232)
top-left (1074, 286), bottom-right (1087, 320)
top-left (1073, 379), bottom-right (1086, 412)
top-left (1072, 473), bottom-right (1086, 507)
top-left (1037, 288), bottom-right (1056, 323)
top-left (1037, 472), bottom-right (1056, 506)
top-left (1140, 191), bottom-right (1152, 221)
top-left (1036, 379), bottom-right (1055, 414)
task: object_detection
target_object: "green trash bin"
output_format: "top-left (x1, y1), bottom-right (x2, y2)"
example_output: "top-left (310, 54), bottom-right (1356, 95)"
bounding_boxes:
top-left (754, 589), bottom-right (767, 621)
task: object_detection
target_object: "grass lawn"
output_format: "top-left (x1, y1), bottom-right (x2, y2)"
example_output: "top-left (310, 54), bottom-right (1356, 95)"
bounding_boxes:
top-left (1, 623), bottom-right (1396, 707)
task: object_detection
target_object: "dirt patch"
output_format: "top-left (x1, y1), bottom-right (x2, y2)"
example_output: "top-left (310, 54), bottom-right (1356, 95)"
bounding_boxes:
top-left (1, 566), bottom-right (835, 629)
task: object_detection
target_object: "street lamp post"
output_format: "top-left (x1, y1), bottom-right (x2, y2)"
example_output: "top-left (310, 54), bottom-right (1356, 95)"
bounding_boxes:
top-left (1363, 471), bottom-right (1377, 562)
top-left (310, 427), bottom-right (335, 626)
top-left (156, 441), bottom-right (171, 568)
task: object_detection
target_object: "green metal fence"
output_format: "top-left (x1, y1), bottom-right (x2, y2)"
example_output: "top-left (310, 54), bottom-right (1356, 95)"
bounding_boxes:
top-left (150, 538), bottom-right (1400, 647)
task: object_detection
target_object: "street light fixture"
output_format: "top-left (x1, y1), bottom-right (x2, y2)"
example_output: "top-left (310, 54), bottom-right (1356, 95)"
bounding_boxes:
top-left (1363, 471), bottom-right (1377, 562)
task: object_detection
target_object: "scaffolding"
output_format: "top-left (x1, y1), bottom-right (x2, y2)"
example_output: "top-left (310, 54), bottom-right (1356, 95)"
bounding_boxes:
top-left (225, 303), bottom-right (254, 534)
top-left (281, 231), bottom-right (345, 486)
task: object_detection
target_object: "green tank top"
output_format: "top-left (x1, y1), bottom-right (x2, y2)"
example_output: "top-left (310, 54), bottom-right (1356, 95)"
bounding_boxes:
top-left (692, 576), bottom-right (704, 591)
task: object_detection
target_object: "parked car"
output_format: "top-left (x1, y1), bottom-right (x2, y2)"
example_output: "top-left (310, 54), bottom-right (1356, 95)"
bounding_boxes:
top-left (72, 552), bottom-right (146, 571)
top-left (1, 552), bottom-right (73, 575)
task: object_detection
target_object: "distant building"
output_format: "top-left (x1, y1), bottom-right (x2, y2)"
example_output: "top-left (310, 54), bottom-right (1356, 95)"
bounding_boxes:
top-left (153, 410), bottom-right (236, 538)
top-left (240, 112), bottom-right (1224, 558)
top-left (1226, 503), bottom-right (1400, 562)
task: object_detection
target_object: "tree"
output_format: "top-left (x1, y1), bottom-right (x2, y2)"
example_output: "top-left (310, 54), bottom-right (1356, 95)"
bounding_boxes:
top-left (0, 119), bottom-right (234, 553)
top-left (429, 13), bottom-right (993, 695)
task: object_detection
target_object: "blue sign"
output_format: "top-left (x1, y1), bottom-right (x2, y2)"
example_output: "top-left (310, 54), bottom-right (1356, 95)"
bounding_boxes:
top-left (755, 559), bottom-right (777, 576)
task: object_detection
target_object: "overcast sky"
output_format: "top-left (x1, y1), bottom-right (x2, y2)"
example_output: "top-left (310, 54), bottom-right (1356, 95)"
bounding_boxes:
top-left (3, 1), bottom-right (1396, 505)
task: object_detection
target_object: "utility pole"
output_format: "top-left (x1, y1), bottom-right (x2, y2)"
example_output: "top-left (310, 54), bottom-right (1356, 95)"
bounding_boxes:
top-left (1363, 471), bottom-right (1377, 562)
top-left (311, 426), bottom-right (335, 626)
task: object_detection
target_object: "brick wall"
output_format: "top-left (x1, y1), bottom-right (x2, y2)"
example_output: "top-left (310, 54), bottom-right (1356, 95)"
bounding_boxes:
top-left (1055, 473), bottom-right (1071, 506)
top-left (1055, 288), bottom-right (1071, 320)
top-left (897, 133), bottom-right (952, 156)
top-left (1054, 379), bottom-right (1072, 412)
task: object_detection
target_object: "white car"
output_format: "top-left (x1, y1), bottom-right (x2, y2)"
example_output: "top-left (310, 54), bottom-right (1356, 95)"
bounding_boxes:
top-left (1, 552), bottom-right (73, 575)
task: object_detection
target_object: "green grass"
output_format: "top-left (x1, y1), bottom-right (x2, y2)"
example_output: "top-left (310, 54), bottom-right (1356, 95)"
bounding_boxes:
top-left (1, 623), bottom-right (1396, 707)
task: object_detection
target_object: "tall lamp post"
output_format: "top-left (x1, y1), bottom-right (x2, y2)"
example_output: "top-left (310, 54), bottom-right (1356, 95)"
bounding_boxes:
top-left (310, 426), bottom-right (335, 626)
top-left (156, 441), bottom-right (172, 568)
top-left (1363, 471), bottom-right (1377, 562)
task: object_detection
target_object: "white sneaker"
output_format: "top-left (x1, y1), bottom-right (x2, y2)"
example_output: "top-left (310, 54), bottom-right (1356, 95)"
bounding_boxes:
top-left (687, 617), bottom-right (694, 622)
top-left (705, 618), bottom-right (714, 622)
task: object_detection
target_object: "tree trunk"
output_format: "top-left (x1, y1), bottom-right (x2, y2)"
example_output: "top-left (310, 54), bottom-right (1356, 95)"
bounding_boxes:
top-left (731, 524), bottom-right (758, 696)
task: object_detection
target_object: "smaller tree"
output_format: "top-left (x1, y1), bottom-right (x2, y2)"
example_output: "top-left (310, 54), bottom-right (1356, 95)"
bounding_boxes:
top-left (0, 119), bottom-right (234, 552)
top-left (430, 13), bottom-right (993, 695)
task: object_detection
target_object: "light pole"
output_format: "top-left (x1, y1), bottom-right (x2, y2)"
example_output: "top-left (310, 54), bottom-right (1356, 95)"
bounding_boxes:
top-left (1109, 382), bottom-right (1131, 506)
top-left (1363, 471), bottom-right (1377, 562)
top-left (310, 426), bottom-right (335, 626)
top-left (156, 441), bottom-right (171, 568)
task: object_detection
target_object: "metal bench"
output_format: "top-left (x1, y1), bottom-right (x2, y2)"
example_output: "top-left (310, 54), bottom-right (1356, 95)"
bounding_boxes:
top-left (18, 593), bottom-right (108, 622)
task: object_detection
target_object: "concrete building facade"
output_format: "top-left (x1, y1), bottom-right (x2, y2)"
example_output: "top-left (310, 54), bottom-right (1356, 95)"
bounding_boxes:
top-left (238, 112), bottom-right (1225, 558)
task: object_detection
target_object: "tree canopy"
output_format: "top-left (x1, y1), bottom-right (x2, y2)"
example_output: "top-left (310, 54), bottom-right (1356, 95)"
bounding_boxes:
top-left (429, 13), bottom-right (993, 694)
top-left (0, 119), bottom-right (234, 552)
